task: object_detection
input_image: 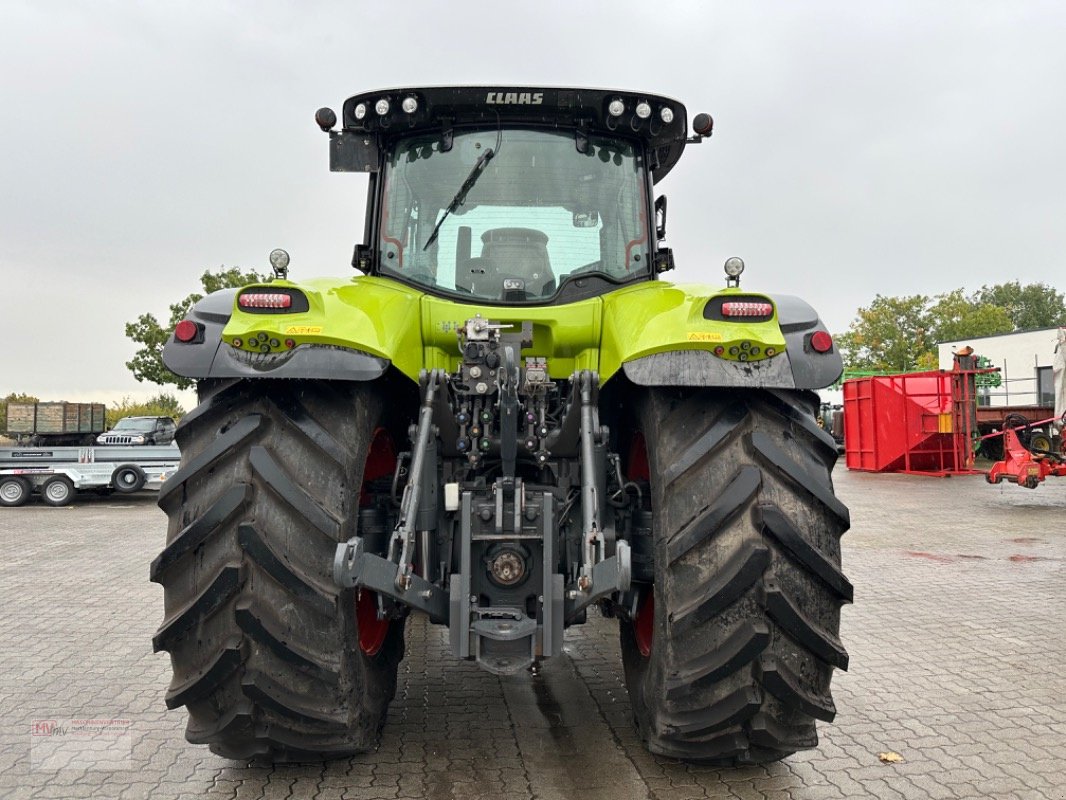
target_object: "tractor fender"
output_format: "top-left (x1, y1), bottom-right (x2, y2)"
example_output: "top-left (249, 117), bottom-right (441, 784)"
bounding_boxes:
top-left (161, 288), bottom-right (390, 382)
top-left (614, 288), bottom-right (842, 391)
top-left (768, 293), bottom-right (844, 389)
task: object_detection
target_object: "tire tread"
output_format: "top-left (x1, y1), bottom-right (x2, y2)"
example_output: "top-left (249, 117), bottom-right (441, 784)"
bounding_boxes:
top-left (153, 380), bottom-right (405, 760)
top-left (621, 387), bottom-right (849, 765)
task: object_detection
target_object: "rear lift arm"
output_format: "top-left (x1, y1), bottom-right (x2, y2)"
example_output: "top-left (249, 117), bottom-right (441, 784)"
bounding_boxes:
top-left (571, 371), bottom-right (631, 619)
top-left (332, 370), bottom-right (449, 622)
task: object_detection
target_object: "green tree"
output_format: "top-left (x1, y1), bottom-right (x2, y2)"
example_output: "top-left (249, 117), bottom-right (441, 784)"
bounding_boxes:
top-left (838, 284), bottom-right (1065, 373)
top-left (836, 294), bottom-right (932, 372)
top-left (105, 393), bottom-right (187, 428)
top-left (927, 289), bottom-right (1013, 344)
top-left (973, 281), bottom-right (1066, 331)
top-left (125, 267), bottom-right (266, 390)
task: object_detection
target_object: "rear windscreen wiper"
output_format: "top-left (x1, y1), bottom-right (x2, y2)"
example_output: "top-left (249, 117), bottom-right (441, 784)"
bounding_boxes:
top-left (423, 148), bottom-right (494, 251)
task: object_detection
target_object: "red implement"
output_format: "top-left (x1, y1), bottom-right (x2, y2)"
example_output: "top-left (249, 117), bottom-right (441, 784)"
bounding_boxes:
top-left (985, 427), bottom-right (1066, 489)
top-left (843, 370), bottom-right (983, 475)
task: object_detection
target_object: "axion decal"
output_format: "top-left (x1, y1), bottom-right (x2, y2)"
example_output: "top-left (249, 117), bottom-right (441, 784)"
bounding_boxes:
top-left (485, 92), bottom-right (544, 105)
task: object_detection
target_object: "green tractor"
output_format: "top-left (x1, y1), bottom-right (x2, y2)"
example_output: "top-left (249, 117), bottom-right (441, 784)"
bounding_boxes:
top-left (152, 86), bottom-right (851, 764)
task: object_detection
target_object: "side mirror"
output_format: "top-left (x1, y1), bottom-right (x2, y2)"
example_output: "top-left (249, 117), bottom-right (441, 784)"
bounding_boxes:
top-left (654, 195), bottom-right (667, 240)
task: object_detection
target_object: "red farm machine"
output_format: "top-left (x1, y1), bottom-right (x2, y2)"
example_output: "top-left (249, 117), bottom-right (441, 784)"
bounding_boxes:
top-left (843, 345), bottom-right (1065, 488)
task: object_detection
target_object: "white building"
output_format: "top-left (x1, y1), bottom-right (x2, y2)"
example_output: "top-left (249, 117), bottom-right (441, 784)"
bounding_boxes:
top-left (937, 327), bottom-right (1063, 407)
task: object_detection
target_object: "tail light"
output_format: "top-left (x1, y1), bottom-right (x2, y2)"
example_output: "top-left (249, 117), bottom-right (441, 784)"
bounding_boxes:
top-left (236, 288), bottom-right (309, 314)
top-left (704, 294), bottom-right (775, 322)
top-left (239, 292), bottom-right (292, 309)
top-left (721, 301), bottom-right (774, 318)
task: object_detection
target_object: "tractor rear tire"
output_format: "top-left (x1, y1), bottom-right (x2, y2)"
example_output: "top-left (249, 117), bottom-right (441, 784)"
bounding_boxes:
top-left (152, 379), bottom-right (405, 761)
top-left (621, 388), bottom-right (852, 764)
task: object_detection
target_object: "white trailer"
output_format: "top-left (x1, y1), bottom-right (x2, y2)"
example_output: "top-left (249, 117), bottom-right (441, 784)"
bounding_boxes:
top-left (0, 445), bottom-right (181, 507)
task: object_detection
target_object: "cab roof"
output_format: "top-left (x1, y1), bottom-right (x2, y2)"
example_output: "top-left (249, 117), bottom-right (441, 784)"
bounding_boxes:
top-left (341, 86), bottom-right (691, 183)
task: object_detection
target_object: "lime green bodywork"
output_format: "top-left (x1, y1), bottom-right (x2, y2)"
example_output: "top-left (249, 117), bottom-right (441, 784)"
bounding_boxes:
top-left (220, 276), bottom-right (787, 384)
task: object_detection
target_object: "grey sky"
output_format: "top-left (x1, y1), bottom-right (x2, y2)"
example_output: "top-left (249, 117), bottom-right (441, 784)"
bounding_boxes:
top-left (2, 1), bottom-right (1064, 406)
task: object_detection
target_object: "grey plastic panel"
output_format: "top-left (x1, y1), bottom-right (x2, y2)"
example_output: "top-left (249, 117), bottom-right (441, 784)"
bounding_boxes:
top-left (161, 289), bottom-right (389, 382)
top-left (769, 294), bottom-right (820, 330)
top-left (768, 293), bottom-right (844, 389)
top-left (161, 289), bottom-right (234, 379)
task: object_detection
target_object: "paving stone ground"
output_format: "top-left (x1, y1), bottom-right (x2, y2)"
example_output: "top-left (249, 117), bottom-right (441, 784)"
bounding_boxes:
top-left (1, 466), bottom-right (1065, 799)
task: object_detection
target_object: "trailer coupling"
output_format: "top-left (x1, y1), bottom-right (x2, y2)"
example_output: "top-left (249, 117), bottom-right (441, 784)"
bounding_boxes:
top-left (333, 483), bottom-right (630, 674)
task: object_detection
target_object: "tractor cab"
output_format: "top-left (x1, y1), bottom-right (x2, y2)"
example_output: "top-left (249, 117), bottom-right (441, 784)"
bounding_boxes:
top-left (317, 87), bottom-right (711, 304)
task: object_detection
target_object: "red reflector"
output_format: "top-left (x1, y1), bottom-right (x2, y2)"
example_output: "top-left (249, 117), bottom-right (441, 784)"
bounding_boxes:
top-left (174, 320), bottom-right (198, 342)
top-left (721, 301), bottom-right (773, 317)
top-left (239, 292), bottom-right (292, 309)
top-left (810, 331), bottom-right (833, 353)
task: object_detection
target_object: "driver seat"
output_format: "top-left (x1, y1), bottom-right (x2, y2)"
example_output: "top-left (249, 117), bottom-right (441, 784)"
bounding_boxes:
top-left (479, 228), bottom-right (555, 297)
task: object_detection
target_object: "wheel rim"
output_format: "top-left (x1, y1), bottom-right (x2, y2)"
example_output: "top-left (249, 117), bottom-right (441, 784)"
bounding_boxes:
top-left (356, 589), bottom-right (390, 656)
top-left (356, 427), bottom-right (398, 654)
top-left (1030, 434), bottom-right (1052, 452)
top-left (1, 481), bottom-right (25, 503)
top-left (629, 432), bottom-right (654, 657)
top-left (118, 471), bottom-right (134, 487)
top-left (634, 589), bottom-right (654, 658)
top-left (46, 481), bottom-right (70, 502)
top-left (360, 427), bottom-right (397, 507)
top-left (628, 431), bottom-right (650, 482)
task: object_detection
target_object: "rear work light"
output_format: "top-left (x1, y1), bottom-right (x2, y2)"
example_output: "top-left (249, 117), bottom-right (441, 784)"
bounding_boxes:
top-left (239, 292), bottom-right (293, 309)
top-left (721, 301), bottom-right (774, 317)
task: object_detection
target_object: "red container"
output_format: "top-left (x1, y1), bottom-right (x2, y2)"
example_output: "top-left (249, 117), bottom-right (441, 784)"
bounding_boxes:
top-left (843, 371), bottom-right (976, 475)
